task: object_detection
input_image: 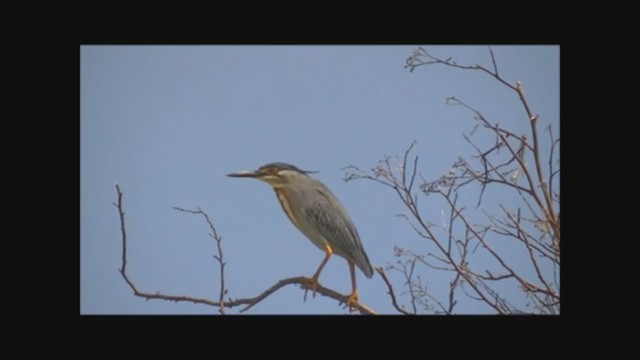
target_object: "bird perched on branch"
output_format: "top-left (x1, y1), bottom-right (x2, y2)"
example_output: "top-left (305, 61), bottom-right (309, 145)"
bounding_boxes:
top-left (228, 162), bottom-right (373, 310)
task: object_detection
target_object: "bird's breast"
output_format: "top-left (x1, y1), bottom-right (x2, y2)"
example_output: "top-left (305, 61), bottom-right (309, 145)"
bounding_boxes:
top-left (273, 187), bottom-right (328, 252)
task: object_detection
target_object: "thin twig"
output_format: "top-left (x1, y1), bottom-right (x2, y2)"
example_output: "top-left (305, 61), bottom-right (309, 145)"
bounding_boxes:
top-left (500, 205), bottom-right (557, 297)
top-left (488, 47), bottom-right (499, 75)
top-left (376, 267), bottom-right (412, 315)
top-left (173, 206), bottom-right (227, 314)
top-left (115, 183), bottom-right (127, 275)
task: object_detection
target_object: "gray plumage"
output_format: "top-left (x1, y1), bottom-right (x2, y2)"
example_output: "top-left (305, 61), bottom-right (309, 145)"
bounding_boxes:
top-left (279, 172), bottom-right (373, 278)
top-left (229, 162), bottom-right (374, 279)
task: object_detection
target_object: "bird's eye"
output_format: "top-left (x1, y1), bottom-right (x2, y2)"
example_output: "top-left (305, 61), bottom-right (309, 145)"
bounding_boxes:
top-left (266, 167), bottom-right (278, 175)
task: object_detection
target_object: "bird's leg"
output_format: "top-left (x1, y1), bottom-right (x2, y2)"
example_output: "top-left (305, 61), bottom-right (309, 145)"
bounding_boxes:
top-left (344, 261), bottom-right (359, 312)
top-left (307, 244), bottom-right (333, 298)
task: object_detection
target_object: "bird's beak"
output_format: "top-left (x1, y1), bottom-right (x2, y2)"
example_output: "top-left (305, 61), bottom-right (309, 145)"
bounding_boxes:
top-left (227, 169), bottom-right (261, 178)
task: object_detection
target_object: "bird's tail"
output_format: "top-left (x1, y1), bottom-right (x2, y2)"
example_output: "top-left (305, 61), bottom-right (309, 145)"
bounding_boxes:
top-left (354, 250), bottom-right (374, 278)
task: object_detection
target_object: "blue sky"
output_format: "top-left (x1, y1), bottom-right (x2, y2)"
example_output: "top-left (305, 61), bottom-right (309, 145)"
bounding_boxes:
top-left (80, 45), bottom-right (559, 314)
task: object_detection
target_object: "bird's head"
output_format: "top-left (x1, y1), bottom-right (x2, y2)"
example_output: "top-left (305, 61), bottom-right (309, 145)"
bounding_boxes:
top-left (227, 162), bottom-right (318, 188)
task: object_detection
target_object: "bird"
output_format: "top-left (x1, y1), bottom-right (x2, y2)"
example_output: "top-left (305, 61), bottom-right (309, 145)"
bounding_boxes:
top-left (227, 162), bottom-right (373, 310)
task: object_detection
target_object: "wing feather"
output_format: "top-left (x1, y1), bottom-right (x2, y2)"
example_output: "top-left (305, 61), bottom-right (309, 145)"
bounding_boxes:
top-left (303, 183), bottom-right (373, 278)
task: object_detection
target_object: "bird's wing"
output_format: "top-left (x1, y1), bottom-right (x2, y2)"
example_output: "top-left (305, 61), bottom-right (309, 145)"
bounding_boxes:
top-left (303, 183), bottom-right (373, 278)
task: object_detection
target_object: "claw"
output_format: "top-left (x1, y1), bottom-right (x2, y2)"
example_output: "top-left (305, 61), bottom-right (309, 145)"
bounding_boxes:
top-left (344, 290), bottom-right (359, 312)
top-left (304, 276), bottom-right (320, 299)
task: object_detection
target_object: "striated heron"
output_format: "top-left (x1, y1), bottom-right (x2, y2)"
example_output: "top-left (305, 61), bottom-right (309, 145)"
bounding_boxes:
top-left (227, 162), bottom-right (373, 310)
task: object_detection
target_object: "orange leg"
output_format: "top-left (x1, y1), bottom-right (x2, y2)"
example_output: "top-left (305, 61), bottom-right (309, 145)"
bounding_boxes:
top-left (344, 261), bottom-right (359, 311)
top-left (308, 244), bottom-right (333, 297)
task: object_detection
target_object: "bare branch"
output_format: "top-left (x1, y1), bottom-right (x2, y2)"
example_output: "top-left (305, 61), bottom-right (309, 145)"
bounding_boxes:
top-left (500, 205), bottom-right (557, 298)
top-left (235, 276), bottom-right (376, 314)
top-left (346, 143), bottom-right (517, 313)
top-left (366, 46), bottom-right (561, 314)
top-left (484, 210), bottom-right (559, 263)
top-left (376, 267), bottom-right (413, 315)
top-left (405, 47), bottom-right (518, 92)
top-left (448, 271), bottom-right (462, 313)
top-left (115, 183), bottom-right (128, 276)
top-left (114, 185), bottom-right (375, 315)
top-left (488, 47), bottom-right (499, 75)
top-left (405, 47), bottom-right (559, 242)
top-left (547, 124), bottom-right (560, 201)
top-left (173, 206), bottom-right (227, 314)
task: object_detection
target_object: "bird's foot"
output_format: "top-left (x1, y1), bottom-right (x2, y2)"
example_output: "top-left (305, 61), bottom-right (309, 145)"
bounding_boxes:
top-left (343, 290), bottom-right (359, 313)
top-left (303, 276), bottom-right (320, 301)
